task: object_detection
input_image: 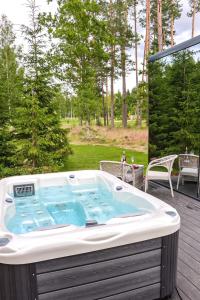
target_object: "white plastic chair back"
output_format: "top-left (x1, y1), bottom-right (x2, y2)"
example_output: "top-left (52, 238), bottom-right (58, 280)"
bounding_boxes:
top-left (148, 155), bottom-right (177, 174)
top-left (178, 154), bottom-right (199, 169)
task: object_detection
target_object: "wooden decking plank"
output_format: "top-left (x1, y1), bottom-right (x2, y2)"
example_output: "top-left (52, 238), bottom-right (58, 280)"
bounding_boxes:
top-left (172, 203), bottom-right (200, 223)
top-left (180, 225), bottom-right (200, 244)
top-left (177, 288), bottom-right (192, 300)
top-left (177, 211), bottom-right (200, 228)
top-left (155, 197), bottom-right (200, 223)
top-left (179, 239), bottom-right (200, 263)
top-left (177, 272), bottom-right (200, 300)
top-left (180, 218), bottom-right (200, 234)
top-left (180, 231), bottom-right (200, 252)
top-left (177, 206), bottom-right (200, 222)
top-left (178, 249), bottom-right (200, 275)
top-left (149, 183), bottom-right (200, 300)
top-left (178, 259), bottom-right (200, 290)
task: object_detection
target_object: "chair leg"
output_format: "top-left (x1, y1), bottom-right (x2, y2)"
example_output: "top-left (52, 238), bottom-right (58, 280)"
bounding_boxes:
top-left (176, 173), bottom-right (180, 190)
top-left (169, 178), bottom-right (174, 198)
top-left (145, 177), bottom-right (148, 192)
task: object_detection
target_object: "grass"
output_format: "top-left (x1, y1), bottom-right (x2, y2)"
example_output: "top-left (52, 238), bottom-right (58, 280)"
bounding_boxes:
top-left (61, 117), bottom-right (148, 172)
top-left (64, 124), bottom-right (147, 153)
top-left (62, 144), bottom-right (148, 171)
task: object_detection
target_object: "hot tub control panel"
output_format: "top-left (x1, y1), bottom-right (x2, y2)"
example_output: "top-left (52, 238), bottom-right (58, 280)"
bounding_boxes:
top-left (13, 184), bottom-right (35, 197)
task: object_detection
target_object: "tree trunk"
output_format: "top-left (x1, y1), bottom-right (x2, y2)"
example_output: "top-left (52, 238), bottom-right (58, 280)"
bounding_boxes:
top-left (121, 45), bottom-right (127, 128)
top-left (134, 1), bottom-right (138, 87)
top-left (109, 0), bottom-right (115, 128)
top-left (110, 45), bottom-right (115, 128)
top-left (157, 0), bottom-right (163, 52)
top-left (143, 0), bottom-right (150, 82)
top-left (121, 2), bottom-right (128, 128)
top-left (87, 112), bottom-right (90, 126)
top-left (70, 101), bottom-right (73, 119)
top-left (142, 39), bottom-right (146, 82)
top-left (163, 29), bottom-right (166, 48)
top-left (5, 49), bottom-right (11, 119)
top-left (146, 0), bottom-right (150, 56)
top-left (170, 13), bottom-right (174, 47)
top-left (137, 104), bottom-right (142, 128)
top-left (192, 0), bottom-right (196, 38)
top-left (31, 91), bottom-right (37, 168)
top-left (134, 0), bottom-right (141, 127)
top-left (106, 76), bottom-right (109, 126)
top-left (102, 81), bottom-right (107, 126)
top-left (96, 115), bottom-right (101, 126)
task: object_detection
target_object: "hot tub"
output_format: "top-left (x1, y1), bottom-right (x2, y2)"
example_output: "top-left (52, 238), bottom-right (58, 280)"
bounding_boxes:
top-left (0, 170), bottom-right (180, 300)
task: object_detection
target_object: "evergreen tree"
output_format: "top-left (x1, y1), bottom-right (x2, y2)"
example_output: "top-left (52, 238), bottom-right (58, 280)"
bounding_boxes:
top-left (149, 49), bottom-right (200, 158)
top-left (0, 15), bottom-right (23, 174)
top-left (13, 0), bottom-right (71, 171)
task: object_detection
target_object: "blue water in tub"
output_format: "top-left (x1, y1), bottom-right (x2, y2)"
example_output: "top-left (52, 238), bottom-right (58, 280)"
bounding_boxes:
top-left (6, 182), bottom-right (147, 234)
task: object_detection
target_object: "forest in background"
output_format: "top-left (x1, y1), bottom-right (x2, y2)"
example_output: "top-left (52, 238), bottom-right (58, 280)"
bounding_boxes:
top-left (0, 0), bottom-right (200, 176)
top-left (149, 48), bottom-right (200, 158)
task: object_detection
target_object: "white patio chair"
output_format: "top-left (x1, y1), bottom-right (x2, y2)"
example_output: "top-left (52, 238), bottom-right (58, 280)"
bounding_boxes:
top-left (145, 155), bottom-right (177, 197)
top-left (177, 154), bottom-right (199, 189)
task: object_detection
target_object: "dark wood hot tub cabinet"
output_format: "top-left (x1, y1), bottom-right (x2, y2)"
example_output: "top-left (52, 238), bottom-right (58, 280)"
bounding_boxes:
top-left (0, 231), bottom-right (179, 300)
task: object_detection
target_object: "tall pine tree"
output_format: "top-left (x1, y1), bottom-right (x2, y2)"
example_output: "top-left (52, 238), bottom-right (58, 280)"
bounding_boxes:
top-left (187, 0), bottom-right (200, 37)
top-left (13, 0), bottom-right (71, 172)
top-left (0, 15), bottom-right (23, 175)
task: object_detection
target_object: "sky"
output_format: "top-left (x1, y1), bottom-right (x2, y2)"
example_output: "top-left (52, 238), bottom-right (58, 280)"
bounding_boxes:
top-left (1, 0), bottom-right (200, 92)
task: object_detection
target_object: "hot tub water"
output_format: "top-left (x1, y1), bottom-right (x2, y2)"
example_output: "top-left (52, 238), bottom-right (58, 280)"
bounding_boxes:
top-left (6, 182), bottom-right (146, 234)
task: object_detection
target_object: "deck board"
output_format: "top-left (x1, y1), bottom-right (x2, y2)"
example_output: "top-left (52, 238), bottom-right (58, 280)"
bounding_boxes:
top-left (149, 183), bottom-right (200, 300)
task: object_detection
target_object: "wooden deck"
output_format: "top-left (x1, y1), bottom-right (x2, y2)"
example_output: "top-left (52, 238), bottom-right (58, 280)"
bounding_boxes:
top-left (149, 183), bottom-right (200, 300)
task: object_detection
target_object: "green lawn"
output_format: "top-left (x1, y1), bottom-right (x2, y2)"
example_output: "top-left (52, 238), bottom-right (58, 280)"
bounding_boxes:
top-left (62, 144), bottom-right (147, 171)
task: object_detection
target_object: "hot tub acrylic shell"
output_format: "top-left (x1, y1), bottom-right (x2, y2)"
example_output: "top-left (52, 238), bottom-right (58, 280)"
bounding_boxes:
top-left (0, 170), bottom-right (180, 300)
